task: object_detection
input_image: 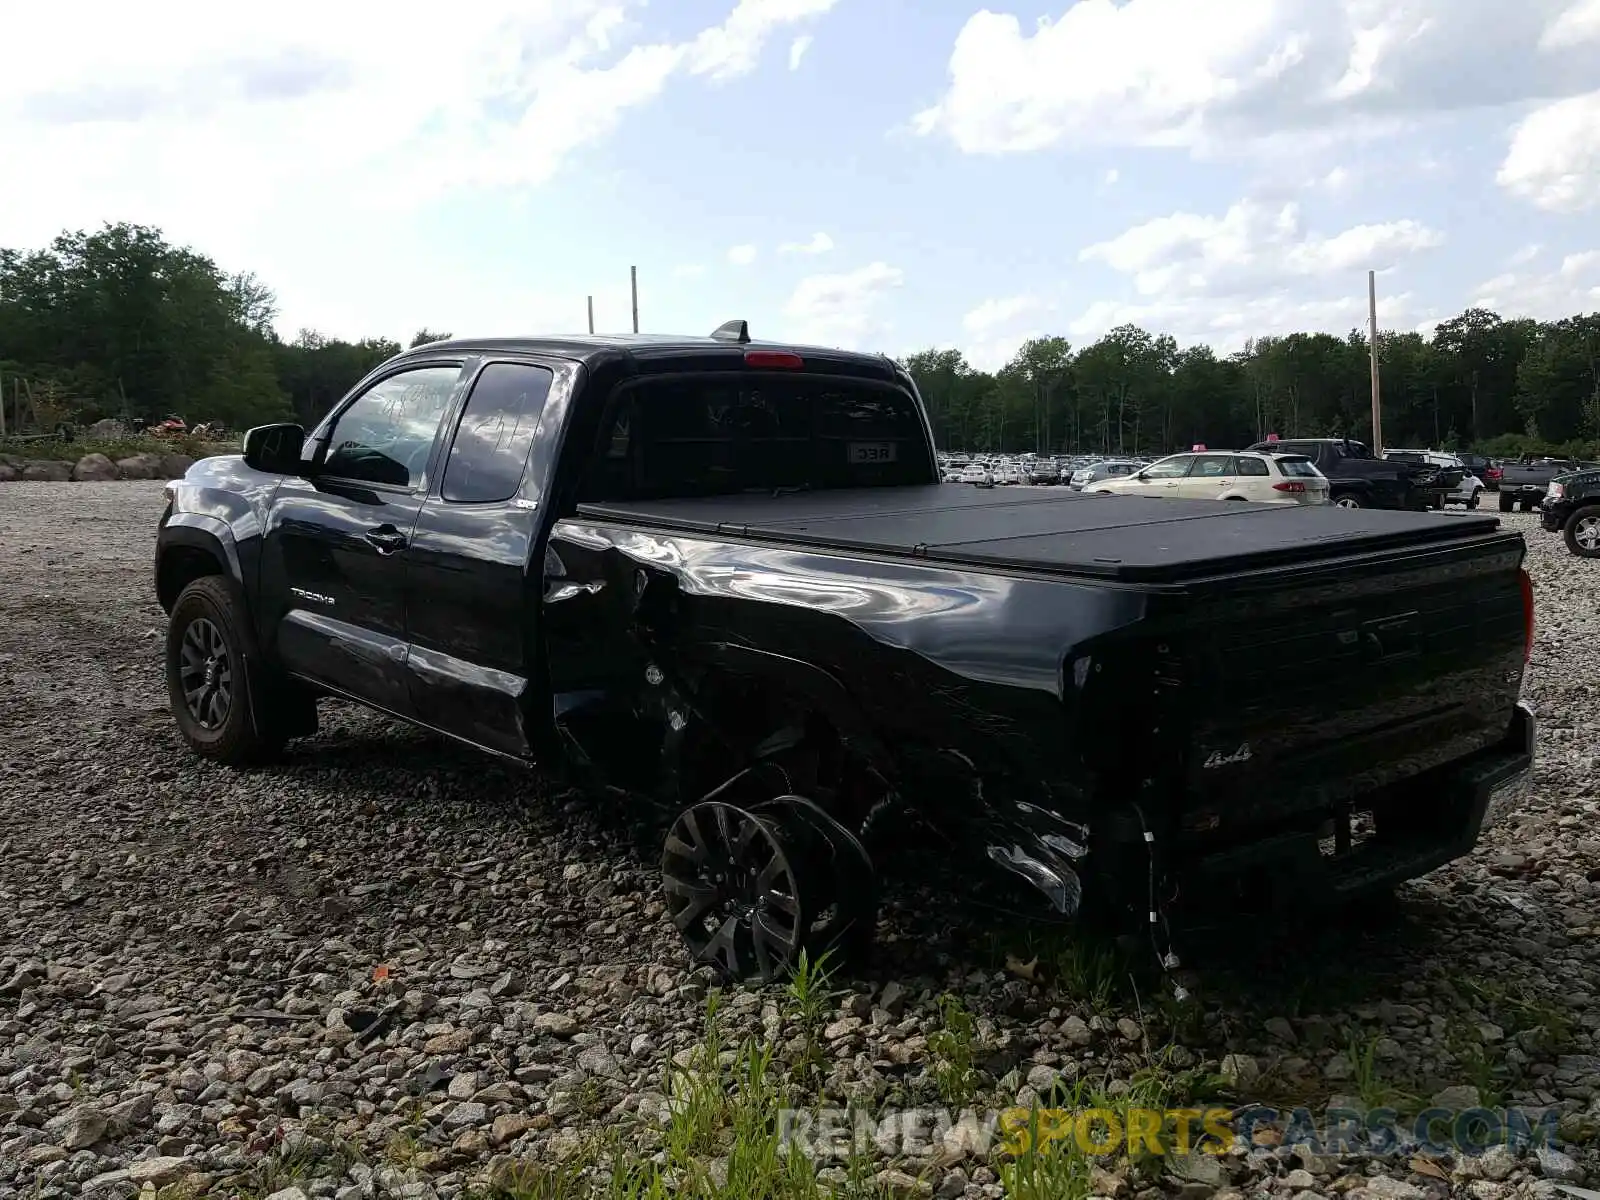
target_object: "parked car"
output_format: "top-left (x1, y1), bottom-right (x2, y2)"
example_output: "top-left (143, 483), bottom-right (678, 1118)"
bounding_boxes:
top-left (1496, 457), bottom-right (1598, 512)
top-left (1083, 451), bottom-right (1331, 504)
top-left (1025, 460), bottom-right (1062, 485)
top-left (154, 326), bottom-right (1535, 984)
top-left (1069, 460), bottom-right (1141, 490)
top-left (960, 463), bottom-right (995, 488)
top-left (1383, 450), bottom-right (1483, 509)
top-left (1539, 467), bottom-right (1600, 556)
top-left (1244, 438), bottom-right (1461, 510)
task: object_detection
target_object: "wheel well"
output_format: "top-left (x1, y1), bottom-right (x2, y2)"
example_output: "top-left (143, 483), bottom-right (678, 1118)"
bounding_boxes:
top-left (157, 546), bottom-right (226, 613)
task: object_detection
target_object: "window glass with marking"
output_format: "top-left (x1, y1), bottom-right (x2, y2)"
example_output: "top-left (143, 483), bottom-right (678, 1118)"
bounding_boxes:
top-left (441, 364), bottom-right (555, 503)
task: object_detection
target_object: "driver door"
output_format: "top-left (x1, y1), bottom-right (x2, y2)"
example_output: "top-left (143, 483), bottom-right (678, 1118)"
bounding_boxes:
top-left (1128, 455), bottom-right (1193, 494)
top-left (258, 362), bottom-right (466, 715)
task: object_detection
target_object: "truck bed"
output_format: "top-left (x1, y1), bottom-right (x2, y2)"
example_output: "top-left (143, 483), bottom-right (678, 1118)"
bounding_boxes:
top-left (575, 485), bottom-right (1511, 584)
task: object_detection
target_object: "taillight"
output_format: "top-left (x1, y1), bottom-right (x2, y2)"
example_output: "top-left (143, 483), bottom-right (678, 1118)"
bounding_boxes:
top-left (1486, 467), bottom-right (1502, 481)
top-left (1272, 481), bottom-right (1306, 492)
top-left (1520, 568), bottom-right (1534, 663)
top-left (745, 350), bottom-right (803, 369)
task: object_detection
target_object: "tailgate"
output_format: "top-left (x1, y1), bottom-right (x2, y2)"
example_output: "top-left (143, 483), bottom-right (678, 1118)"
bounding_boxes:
top-left (1153, 533), bottom-right (1526, 830)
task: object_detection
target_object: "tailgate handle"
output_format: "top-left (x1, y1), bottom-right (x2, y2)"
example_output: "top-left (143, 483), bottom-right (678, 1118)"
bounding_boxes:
top-left (1361, 612), bottom-right (1420, 661)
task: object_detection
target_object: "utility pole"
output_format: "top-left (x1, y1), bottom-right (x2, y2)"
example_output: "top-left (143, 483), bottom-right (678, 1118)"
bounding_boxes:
top-left (630, 266), bottom-right (639, 333)
top-left (1368, 269), bottom-right (1384, 454)
top-left (587, 295), bottom-right (595, 334)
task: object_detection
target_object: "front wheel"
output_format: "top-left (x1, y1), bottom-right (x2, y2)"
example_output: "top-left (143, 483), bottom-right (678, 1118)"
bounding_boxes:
top-left (1332, 493), bottom-right (1363, 510)
top-left (166, 576), bottom-right (284, 765)
top-left (1564, 505), bottom-right (1600, 558)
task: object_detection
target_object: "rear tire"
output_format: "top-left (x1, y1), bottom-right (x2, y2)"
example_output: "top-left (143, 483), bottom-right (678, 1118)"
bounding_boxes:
top-left (1563, 505), bottom-right (1600, 558)
top-left (1498, 492), bottom-right (1515, 513)
top-left (166, 576), bottom-right (286, 766)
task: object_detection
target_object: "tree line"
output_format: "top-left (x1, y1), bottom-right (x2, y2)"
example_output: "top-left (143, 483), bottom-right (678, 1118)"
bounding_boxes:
top-left (2, 222), bottom-right (1597, 459)
top-left (0, 223), bottom-right (449, 435)
top-left (908, 314), bottom-right (1600, 460)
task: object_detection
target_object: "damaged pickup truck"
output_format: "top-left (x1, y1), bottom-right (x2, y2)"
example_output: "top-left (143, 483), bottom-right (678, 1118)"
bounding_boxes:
top-left (155, 326), bottom-right (1536, 985)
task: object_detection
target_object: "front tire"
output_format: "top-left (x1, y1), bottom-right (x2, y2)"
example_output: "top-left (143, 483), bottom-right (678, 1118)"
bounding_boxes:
top-left (1564, 505), bottom-right (1600, 558)
top-left (1332, 493), bottom-right (1363, 510)
top-left (166, 576), bottom-right (285, 765)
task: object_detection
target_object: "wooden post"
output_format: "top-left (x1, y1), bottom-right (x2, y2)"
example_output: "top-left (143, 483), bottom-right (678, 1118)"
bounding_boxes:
top-left (1368, 270), bottom-right (1383, 455)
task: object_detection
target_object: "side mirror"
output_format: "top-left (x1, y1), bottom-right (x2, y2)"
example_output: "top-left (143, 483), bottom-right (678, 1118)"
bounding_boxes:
top-left (242, 423), bottom-right (309, 475)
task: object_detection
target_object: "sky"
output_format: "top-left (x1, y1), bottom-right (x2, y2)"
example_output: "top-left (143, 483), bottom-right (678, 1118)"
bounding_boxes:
top-left (2, 0), bottom-right (1598, 372)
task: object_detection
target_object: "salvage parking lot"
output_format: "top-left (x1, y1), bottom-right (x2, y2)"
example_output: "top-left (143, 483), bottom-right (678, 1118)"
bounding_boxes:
top-left (1, 480), bottom-right (1598, 1198)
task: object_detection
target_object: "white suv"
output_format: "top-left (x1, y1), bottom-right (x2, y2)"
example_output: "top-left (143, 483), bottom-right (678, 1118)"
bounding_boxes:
top-left (1083, 451), bottom-right (1331, 504)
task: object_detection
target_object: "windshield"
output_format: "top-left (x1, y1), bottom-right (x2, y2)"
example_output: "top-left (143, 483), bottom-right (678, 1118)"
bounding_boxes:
top-left (580, 375), bottom-right (932, 500)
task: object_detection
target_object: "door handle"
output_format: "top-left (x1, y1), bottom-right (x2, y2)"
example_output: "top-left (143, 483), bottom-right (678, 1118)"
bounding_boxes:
top-left (365, 525), bottom-right (408, 553)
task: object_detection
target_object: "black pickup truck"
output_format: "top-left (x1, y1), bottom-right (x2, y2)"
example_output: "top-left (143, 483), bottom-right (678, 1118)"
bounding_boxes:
top-left (155, 328), bottom-right (1534, 983)
top-left (1244, 438), bottom-right (1462, 510)
top-left (1496, 458), bottom-right (1598, 513)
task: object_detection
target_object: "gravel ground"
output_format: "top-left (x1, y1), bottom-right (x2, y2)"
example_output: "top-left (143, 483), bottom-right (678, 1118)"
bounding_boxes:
top-left (1, 481), bottom-right (1596, 1200)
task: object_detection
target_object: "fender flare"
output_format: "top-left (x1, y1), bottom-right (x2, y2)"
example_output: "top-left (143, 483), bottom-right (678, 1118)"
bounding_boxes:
top-left (157, 514), bottom-right (243, 601)
top-left (696, 641), bottom-right (896, 777)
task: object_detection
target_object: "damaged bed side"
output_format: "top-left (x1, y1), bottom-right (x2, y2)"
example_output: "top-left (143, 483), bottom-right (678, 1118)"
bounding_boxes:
top-left (538, 504), bottom-right (1534, 988)
top-left (541, 515), bottom-right (1192, 983)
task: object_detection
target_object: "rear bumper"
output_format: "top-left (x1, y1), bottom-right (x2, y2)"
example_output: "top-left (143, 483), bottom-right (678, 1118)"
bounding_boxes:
top-left (1181, 703), bottom-right (1534, 904)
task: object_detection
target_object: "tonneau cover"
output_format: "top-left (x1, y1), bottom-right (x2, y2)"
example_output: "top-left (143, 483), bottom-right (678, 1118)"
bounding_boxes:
top-left (574, 486), bottom-right (1510, 583)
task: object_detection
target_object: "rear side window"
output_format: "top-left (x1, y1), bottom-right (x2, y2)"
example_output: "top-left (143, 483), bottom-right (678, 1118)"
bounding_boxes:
top-left (441, 363), bottom-right (554, 503)
top-left (1232, 456), bottom-right (1269, 477)
top-left (585, 376), bottom-right (927, 500)
top-left (1190, 454), bottom-right (1234, 477)
top-left (1276, 456), bottom-right (1320, 478)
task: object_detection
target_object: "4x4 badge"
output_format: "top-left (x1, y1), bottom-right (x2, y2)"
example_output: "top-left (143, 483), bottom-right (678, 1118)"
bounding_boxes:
top-left (1203, 744), bottom-right (1252, 768)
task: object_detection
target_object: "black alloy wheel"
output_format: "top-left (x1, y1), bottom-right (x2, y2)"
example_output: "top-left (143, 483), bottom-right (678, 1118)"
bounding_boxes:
top-left (752, 794), bottom-right (877, 958)
top-left (662, 801), bottom-right (805, 984)
top-left (178, 616), bottom-right (233, 729)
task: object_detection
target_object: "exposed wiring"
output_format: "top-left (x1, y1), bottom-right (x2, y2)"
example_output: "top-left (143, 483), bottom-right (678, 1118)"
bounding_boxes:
top-left (1130, 802), bottom-right (1187, 1001)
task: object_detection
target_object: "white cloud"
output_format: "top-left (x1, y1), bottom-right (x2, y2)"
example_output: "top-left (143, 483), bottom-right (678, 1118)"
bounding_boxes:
top-left (1103, 168), bottom-right (1120, 185)
top-left (0, 0), bottom-right (839, 327)
top-left (1079, 199), bottom-right (1443, 299)
top-left (911, 0), bottom-right (1596, 157)
top-left (1541, 0), bottom-right (1600, 48)
top-left (789, 35), bottom-right (813, 69)
top-left (1469, 251), bottom-right (1600, 317)
top-left (963, 295), bottom-right (1040, 333)
top-left (686, 0), bottom-right (838, 81)
top-left (784, 262), bottom-right (904, 347)
top-left (1509, 243), bottom-right (1543, 266)
top-left (1497, 90), bottom-right (1600, 212)
top-left (673, 263), bottom-right (707, 279)
top-left (778, 231), bottom-right (834, 255)
top-left (727, 243), bottom-right (758, 265)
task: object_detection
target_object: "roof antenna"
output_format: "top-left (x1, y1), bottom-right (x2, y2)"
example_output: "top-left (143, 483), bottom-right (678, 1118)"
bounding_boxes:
top-left (710, 320), bottom-right (750, 344)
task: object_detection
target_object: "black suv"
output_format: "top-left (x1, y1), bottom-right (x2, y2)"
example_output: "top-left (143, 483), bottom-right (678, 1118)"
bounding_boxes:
top-left (1539, 468), bottom-right (1600, 557)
